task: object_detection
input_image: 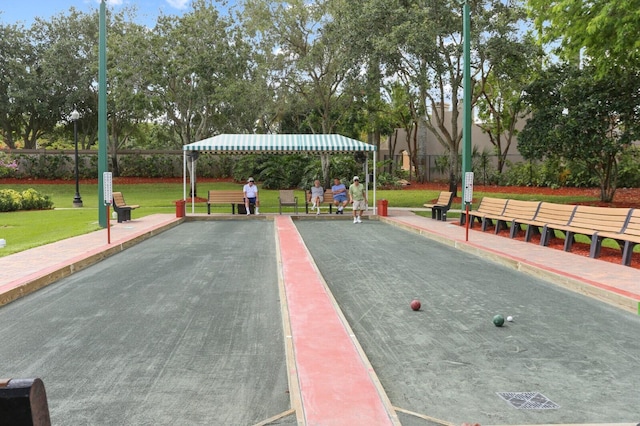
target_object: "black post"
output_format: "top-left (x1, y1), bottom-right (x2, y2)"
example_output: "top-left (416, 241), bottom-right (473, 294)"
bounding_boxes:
top-left (72, 113), bottom-right (83, 207)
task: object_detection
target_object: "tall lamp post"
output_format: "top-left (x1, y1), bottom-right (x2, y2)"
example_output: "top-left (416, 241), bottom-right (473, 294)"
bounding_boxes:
top-left (71, 109), bottom-right (83, 208)
top-left (460, 0), bottom-right (472, 222)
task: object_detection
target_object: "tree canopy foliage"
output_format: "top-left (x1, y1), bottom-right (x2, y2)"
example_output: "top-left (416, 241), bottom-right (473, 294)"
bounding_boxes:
top-left (1, 0), bottom-right (639, 194)
top-left (528, 0), bottom-right (640, 72)
top-left (519, 64), bottom-right (640, 201)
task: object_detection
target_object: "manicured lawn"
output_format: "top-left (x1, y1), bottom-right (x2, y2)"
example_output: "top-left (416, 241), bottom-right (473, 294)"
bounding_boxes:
top-left (0, 181), bottom-right (606, 258)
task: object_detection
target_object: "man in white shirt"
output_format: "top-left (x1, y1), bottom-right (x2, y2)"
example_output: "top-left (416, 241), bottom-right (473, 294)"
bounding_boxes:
top-left (243, 177), bottom-right (260, 215)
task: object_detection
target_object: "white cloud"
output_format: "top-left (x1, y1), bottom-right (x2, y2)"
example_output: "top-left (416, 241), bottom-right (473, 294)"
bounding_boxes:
top-left (166, 0), bottom-right (190, 9)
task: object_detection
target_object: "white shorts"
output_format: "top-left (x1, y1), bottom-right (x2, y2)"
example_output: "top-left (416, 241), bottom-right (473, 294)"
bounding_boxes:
top-left (353, 200), bottom-right (367, 211)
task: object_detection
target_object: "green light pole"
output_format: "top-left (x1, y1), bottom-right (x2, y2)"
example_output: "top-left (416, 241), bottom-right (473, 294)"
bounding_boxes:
top-left (98, 0), bottom-right (108, 227)
top-left (461, 0), bottom-right (473, 217)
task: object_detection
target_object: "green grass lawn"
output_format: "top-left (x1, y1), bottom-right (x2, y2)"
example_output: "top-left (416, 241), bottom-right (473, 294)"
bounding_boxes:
top-left (0, 181), bottom-right (613, 258)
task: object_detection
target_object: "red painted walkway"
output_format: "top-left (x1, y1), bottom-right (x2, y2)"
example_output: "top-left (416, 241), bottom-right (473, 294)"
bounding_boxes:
top-left (275, 216), bottom-right (398, 425)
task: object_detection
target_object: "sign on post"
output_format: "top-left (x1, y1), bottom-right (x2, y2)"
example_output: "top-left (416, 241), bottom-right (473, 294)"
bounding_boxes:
top-left (103, 172), bottom-right (113, 205)
top-left (464, 172), bottom-right (474, 241)
top-left (103, 172), bottom-right (113, 244)
top-left (464, 172), bottom-right (474, 204)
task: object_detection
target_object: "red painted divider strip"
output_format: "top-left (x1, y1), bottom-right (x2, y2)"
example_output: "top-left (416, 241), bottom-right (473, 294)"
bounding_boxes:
top-left (275, 217), bottom-right (395, 425)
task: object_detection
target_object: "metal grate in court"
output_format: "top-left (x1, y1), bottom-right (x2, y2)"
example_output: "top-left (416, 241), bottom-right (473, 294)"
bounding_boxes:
top-left (497, 392), bottom-right (560, 410)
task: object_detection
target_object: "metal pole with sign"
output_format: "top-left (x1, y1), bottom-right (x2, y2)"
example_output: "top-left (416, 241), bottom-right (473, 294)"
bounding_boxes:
top-left (103, 172), bottom-right (113, 244)
top-left (464, 172), bottom-right (474, 241)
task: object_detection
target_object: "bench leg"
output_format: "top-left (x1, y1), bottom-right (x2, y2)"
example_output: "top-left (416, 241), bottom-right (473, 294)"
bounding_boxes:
top-left (510, 223), bottom-right (520, 239)
top-left (590, 235), bottom-right (603, 258)
top-left (564, 232), bottom-right (575, 252)
top-left (622, 241), bottom-right (636, 266)
top-left (540, 226), bottom-right (551, 246)
top-left (495, 220), bottom-right (503, 234)
top-left (525, 225), bottom-right (540, 242)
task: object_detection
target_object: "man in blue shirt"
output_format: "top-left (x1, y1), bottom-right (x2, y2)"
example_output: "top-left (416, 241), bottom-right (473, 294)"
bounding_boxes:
top-left (331, 178), bottom-right (348, 214)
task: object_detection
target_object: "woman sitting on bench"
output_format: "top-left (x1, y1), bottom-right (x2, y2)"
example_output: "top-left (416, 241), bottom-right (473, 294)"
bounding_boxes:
top-left (309, 180), bottom-right (324, 215)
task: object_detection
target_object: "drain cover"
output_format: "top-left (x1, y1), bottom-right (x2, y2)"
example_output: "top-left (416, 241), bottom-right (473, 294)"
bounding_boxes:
top-left (497, 392), bottom-right (560, 409)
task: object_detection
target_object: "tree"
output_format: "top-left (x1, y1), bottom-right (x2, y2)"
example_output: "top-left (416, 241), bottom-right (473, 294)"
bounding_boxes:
top-left (27, 9), bottom-right (102, 150)
top-left (371, 0), bottom-right (524, 190)
top-left (528, 0), bottom-right (640, 73)
top-left (240, 0), bottom-right (361, 187)
top-left (0, 23), bottom-right (31, 149)
top-left (106, 14), bottom-right (159, 175)
top-left (518, 64), bottom-right (640, 202)
top-left (146, 0), bottom-right (258, 147)
top-left (477, 33), bottom-right (543, 173)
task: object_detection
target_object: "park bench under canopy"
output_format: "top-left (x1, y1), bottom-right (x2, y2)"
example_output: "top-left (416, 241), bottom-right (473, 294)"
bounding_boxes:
top-left (182, 134), bottom-right (378, 213)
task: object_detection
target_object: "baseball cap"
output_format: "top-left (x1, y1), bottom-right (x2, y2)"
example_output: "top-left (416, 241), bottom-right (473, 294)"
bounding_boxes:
top-left (248, 177), bottom-right (254, 182)
top-left (353, 176), bottom-right (359, 181)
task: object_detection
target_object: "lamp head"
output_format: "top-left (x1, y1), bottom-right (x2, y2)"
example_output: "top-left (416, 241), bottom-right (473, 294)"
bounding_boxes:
top-left (70, 109), bottom-right (80, 121)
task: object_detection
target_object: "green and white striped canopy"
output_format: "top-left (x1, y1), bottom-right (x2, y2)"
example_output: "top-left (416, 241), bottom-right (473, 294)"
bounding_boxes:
top-left (183, 134), bottom-right (376, 154)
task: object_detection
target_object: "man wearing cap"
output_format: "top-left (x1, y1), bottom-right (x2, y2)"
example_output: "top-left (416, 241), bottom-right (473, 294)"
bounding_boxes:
top-left (243, 177), bottom-right (260, 215)
top-left (348, 176), bottom-right (367, 223)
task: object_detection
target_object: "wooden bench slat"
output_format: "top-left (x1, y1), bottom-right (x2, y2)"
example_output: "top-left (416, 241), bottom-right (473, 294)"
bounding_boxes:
top-left (423, 191), bottom-right (454, 221)
top-left (541, 206), bottom-right (631, 252)
top-left (305, 189), bottom-right (335, 214)
top-left (490, 200), bottom-right (541, 236)
top-left (591, 208), bottom-right (640, 265)
top-left (112, 192), bottom-right (139, 223)
top-left (467, 197), bottom-right (508, 230)
top-left (207, 190), bottom-right (246, 214)
top-left (511, 203), bottom-right (576, 242)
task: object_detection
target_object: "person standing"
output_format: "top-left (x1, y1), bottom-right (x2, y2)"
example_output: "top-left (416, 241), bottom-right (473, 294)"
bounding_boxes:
top-left (309, 179), bottom-right (324, 215)
top-left (243, 177), bottom-right (260, 215)
top-left (331, 178), bottom-right (348, 214)
top-left (348, 176), bottom-right (367, 223)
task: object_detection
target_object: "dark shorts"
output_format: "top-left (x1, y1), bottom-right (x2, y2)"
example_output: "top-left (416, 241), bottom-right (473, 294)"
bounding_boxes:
top-left (245, 197), bottom-right (257, 205)
top-left (334, 194), bottom-right (347, 203)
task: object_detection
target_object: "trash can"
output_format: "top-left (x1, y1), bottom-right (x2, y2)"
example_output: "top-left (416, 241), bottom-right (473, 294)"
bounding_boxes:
top-left (377, 199), bottom-right (388, 217)
top-left (175, 200), bottom-right (186, 218)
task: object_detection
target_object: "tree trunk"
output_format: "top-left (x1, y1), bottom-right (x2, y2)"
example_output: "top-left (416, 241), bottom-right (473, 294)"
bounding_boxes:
top-left (448, 149), bottom-right (459, 197)
top-left (320, 153), bottom-right (331, 189)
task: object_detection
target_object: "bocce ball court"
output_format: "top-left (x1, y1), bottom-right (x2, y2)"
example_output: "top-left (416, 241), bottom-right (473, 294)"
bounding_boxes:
top-left (1, 215), bottom-right (639, 425)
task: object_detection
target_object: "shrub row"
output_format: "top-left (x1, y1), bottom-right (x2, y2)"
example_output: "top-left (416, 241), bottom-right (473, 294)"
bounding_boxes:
top-left (0, 188), bottom-right (54, 212)
top-left (3, 148), bottom-right (640, 189)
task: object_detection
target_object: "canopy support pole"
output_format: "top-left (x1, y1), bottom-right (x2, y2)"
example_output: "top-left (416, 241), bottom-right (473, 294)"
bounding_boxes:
top-left (183, 152), bottom-right (187, 211)
top-left (373, 151), bottom-right (377, 215)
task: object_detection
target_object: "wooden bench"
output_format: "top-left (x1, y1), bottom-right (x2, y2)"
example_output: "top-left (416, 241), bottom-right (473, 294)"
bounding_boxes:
top-left (490, 200), bottom-right (542, 236)
top-left (467, 197), bottom-right (508, 230)
top-left (112, 192), bottom-right (139, 223)
top-left (207, 190), bottom-right (247, 214)
top-left (423, 191), bottom-right (454, 221)
top-left (511, 202), bottom-right (577, 242)
top-left (590, 208), bottom-right (640, 266)
top-left (278, 190), bottom-right (299, 214)
top-left (305, 189), bottom-right (334, 214)
top-left (540, 205), bottom-right (632, 252)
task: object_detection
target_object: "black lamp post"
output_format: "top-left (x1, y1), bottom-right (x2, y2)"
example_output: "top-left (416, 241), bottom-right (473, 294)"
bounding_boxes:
top-left (71, 109), bottom-right (83, 207)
